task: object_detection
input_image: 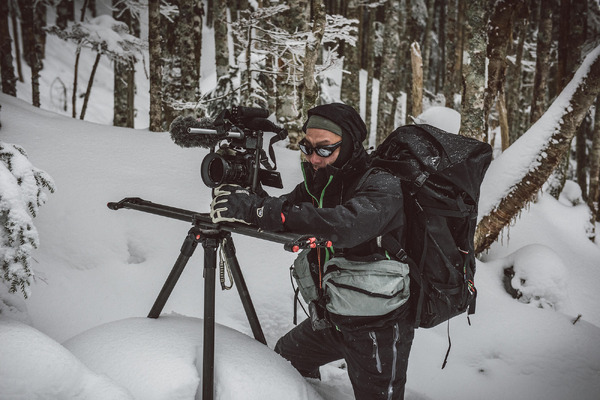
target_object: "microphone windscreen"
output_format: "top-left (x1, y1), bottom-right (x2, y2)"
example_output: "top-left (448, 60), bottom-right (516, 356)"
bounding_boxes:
top-left (169, 116), bottom-right (219, 148)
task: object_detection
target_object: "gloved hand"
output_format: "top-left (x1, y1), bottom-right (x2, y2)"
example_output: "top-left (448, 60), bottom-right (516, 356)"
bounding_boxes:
top-left (210, 184), bottom-right (258, 225)
top-left (210, 184), bottom-right (286, 231)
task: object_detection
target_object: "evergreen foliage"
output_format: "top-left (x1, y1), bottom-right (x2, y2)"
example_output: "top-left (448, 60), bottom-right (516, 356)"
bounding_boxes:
top-left (0, 142), bottom-right (55, 298)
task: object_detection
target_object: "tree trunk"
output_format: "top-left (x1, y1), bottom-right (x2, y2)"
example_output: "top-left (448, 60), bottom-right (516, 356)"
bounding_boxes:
top-left (56, 0), bottom-right (74, 30)
top-left (364, 5), bottom-right (375, 144)
top-left (459, 0), bottom-right (486, 141)
top-left (214, 0), bottom-right (229, 80)
top-left (10, 6), bottom-right (24, 83)
top-left (588, 97), bottom-right (600, 240)
top-left (274, 0), bottom-right (310, 145)
top-left (113, 0), bottom-right (135, 128)
top-left (194, 1), bottom-right (203, 73)
top-left (411, 42), bottom-right (423, 118)
top-left (485, 0), bottom-right (523, 136)
top-left (149, 0), bottom-right (163, 131)
top-left (498, 91), bottom-right (509, 151)
top-left (71, 0), bottom-right (88, 118)
top-left (530, 0), bottom-right (552, 124)
top-left (20, 0), bottom-right (42, 107)
top-left (340, 0), bottom-right (360, 112)
top-left (19, 0), bottom-right (34, 67)
top-left (376, 0), bottom-right (401, 146)
top-left (80, 52), bottom-right (101, 120)
top-left (302, 0), bottom-right (326, 120)
top-left (421, 0), bottom-right (435, 87)
top-left (475, 45), bottom-right (600, 254)
top-left (73, 47), bottom-right (81, 117)
top-left (556, 0), bottom-right (571, 93)
top-left (0, 0), bottom-right (17, 96)
top-left (548, 0), bottom-right (586, 199)
top-left (178, 0), bottom-right (200, 117)
top-left (577, 113), bottom-right (592, 200)
top-left (506, 9), bottom-right (529, 144)
top-left (444, 0), bottom-right (459, 109)
top-left (435, 0), bottom-right (446, 93)
top-left (35, 0), bottom-right (46, 60)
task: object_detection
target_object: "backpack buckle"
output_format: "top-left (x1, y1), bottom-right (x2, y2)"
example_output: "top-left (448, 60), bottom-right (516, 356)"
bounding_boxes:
top-left (395, 249), bottom-right (409, 263)
top-left (415, 172), bottom-right (429, 187)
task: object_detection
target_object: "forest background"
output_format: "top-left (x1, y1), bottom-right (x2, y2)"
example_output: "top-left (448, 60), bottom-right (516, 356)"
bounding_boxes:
top-left (2, 0), bottom-right (600, 326)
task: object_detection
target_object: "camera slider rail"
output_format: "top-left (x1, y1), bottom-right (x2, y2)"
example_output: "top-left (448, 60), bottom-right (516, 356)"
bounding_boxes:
top-left (107, 197), bottom-right (331, 252)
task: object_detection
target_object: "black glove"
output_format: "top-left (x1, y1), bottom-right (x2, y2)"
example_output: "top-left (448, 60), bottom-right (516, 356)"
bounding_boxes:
top-left (210, 184), bottom-right (286, 231)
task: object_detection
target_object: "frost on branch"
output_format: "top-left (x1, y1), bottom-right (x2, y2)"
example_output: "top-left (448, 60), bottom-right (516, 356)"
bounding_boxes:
top-left (47, 15), bottom-right (147, 63)
top-left (0, 143), bottom-right (55, 298)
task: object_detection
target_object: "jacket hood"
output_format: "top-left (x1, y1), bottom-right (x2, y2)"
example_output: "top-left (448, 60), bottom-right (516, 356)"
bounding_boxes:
top-left (302, 103), bottom-right (367, 144)
top-left (302, 103), bottom-right (369, 172)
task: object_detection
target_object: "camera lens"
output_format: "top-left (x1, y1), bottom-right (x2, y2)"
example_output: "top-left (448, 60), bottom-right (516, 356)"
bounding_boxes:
top-left (201, 152), bottom-right (248, 187)
top-left (201, 153), bottom-right (227, 187)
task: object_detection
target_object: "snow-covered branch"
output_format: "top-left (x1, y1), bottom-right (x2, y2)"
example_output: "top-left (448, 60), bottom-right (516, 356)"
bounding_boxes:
top-left (475, 44), bottom-right (600, 254)
top-left (47, 15), bottom-right (147, 63)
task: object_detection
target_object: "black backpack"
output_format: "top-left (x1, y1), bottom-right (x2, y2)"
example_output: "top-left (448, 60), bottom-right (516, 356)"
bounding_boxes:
top-left (368, 124), bottom-right (492, 338)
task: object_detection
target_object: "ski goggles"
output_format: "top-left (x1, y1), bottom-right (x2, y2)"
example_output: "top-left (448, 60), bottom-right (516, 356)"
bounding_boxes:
top-left (298, 138), bottom-right (342, 157)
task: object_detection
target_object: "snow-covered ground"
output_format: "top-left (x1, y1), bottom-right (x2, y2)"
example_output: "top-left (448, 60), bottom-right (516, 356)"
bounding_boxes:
top-left (2, 6), bottom-right (600, 399)
top-left (2, 89), bottom-right (600, 399)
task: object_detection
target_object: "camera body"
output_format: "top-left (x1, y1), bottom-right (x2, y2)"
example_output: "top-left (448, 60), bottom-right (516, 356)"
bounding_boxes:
top-left (200, 132), bottom-right (283, 190)
top-left (176, 106), bottom-right (286, 192)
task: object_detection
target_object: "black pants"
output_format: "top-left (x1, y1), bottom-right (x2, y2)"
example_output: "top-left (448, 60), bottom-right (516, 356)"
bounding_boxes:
top-left (274, 311), bottom-right (414, 400)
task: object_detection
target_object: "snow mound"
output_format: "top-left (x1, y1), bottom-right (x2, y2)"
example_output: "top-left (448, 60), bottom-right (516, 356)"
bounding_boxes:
top-left (504, 244), bottom-right (569, 310)
top-left (63, 316), bottom-right (323, 400)
top-left (413, 106), bottom-right (461, 134)
top-left (0, 317), bottom-right (133, 400)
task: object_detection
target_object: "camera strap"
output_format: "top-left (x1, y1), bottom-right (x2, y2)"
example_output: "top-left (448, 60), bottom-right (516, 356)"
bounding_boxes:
top-left (267, 128), bottom-right (288, 170)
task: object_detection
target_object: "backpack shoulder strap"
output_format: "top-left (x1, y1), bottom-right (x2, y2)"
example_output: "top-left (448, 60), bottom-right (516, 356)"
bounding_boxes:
top-left (355, 167), bottom-right (377, 191)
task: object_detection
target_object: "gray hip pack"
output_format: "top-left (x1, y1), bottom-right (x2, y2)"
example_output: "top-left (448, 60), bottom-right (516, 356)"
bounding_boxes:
top-left (292, 250), bottom-right (410, 317)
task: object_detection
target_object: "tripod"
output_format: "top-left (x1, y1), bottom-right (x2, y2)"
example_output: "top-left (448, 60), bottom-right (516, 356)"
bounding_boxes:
top-left (108, 198), bottom-right (328, 400)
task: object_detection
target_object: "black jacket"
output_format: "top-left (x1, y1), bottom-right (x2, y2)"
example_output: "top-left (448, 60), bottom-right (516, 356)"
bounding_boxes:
top-left (282, 103), bottom-right (406, 261)
top-left (275, 103), bottom-right (408, 329)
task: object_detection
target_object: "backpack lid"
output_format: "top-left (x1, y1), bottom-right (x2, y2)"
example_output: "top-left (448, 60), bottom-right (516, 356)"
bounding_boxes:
top-left (372, 124), bottom-right (493, 203)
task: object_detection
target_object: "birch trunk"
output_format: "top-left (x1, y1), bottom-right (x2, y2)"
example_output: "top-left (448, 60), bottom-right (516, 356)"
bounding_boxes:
top-left (475, 46), bottom-right (600, 254)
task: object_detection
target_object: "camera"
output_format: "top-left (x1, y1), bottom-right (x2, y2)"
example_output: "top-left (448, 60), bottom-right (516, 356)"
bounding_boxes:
top-left (170, 106), bottom-right (288, 192)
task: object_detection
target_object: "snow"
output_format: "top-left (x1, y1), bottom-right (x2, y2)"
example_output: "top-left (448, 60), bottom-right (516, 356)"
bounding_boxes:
top-left (2, 8), bottom-right (600, 400)
top-left (64, 316), bottom-right (321, 400)
top-left (412, 106), bottom-right (461, 134)
top-left (2, 90), bottom-right (600, 399)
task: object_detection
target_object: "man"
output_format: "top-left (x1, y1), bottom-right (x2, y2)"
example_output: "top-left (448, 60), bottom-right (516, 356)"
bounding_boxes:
top-left (210, 103), bottom-right (414, 400)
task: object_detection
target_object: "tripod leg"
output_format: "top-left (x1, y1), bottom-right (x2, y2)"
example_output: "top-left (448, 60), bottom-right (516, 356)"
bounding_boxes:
top-left (202, 237), bottom-right (218, 400)
top-left (221, 237), bottom-right (267, 345)
top-left (148, 229), bottom-right (199, 319)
